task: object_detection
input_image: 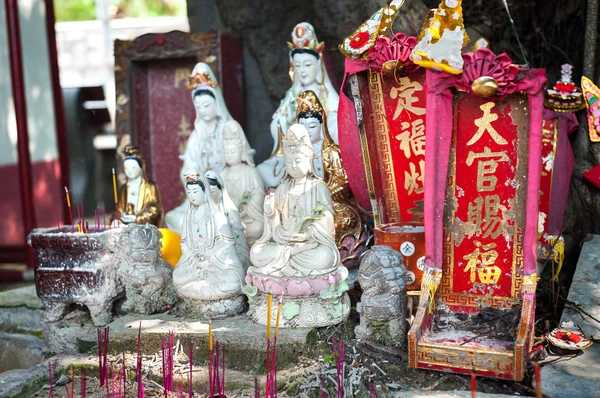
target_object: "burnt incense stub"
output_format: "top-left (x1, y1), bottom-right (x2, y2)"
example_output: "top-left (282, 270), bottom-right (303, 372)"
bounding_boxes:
top-left (28, 227), bottom-right (125, 326)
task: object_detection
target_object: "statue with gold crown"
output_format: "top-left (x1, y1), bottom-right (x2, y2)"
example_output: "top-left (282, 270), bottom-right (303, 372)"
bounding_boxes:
top-left (172, 169), bottom-right (246, 318)
top-left (221, 120), bottom-right (266, 245)
top-left (164, 62), bottom-right (254, 234)
top-left (245, 124), bottom-right (350, 328)
top-left (296, 91), bottom-right (370, 281)
top-left (113, 145), bottom-right (164, 227)
top-left (257, 22), bottom-right (340, 188)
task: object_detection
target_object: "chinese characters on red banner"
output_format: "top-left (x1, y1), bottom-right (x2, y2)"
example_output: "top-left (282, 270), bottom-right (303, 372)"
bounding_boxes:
top-left (450, 96), bottom-right (520, 298)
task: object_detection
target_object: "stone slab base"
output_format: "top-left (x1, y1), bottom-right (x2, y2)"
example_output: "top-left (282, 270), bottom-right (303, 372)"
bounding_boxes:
top-left (246, 291), bottom-right (351, 328)
top-left (182, 295), bottom-right (246, 319)
top-left (43, 311), bottom-right (315, 372)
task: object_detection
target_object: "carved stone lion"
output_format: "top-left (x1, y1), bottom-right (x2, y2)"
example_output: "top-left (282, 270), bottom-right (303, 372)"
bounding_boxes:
top-left (117, 224), bottom-right (179, 314)
top-left (355, 245), bottom-right (408, 347)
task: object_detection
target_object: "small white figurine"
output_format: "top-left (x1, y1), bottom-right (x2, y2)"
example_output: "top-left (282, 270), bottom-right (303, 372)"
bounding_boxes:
top-left (221, 120), bottom-right (266, 245)
top-left (172, 169), bottom-right (246, 318)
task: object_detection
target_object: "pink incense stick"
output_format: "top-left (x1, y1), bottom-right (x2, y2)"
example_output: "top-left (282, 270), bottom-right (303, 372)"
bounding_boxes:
top-left (104, 327), bottom-right (110, 386)
top-left (123, 351), bottom-right (127, 398)
top-left (188, 342), bottom-right (193, 398)
top-left (81, 369), bottom-right (86, 398)
top-left (214, 341), bottom-right (220, 396)
top-left (221, 344), bottom-right (225, 397)
top-left (254, 377), bottom-right (259, 398)
top-left (98, 329), bottom-right (104, 386)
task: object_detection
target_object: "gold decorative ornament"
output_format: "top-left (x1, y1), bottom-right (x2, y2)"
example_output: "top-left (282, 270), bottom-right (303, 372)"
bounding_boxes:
top-left (186, 72), bottom-right (218, 91)
top-left (471, 76), bottom-right (499, 98)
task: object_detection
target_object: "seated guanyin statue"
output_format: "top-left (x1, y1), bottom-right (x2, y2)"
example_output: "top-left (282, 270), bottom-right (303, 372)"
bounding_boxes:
top-left (221, 120), bottom-right (265, 246)
top-left (204, 169), bottom-right (251, 271)
top-left (245, 124), bottom-right (350, 328)
top-left (172, 169), bottom-right (246, 318)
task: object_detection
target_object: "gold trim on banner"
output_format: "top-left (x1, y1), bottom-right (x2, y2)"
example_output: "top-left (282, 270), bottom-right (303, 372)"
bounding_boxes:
top-left (367, 69), bottom-right (401, 222)
top-left (350, 74), bottom-right (381, 226)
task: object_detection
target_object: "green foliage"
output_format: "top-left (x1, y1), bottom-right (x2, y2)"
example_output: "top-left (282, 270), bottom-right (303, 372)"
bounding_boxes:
top-left (55, 0), bottom-right (96, 22)
top-left (54, 0), bottom-right (187, 22)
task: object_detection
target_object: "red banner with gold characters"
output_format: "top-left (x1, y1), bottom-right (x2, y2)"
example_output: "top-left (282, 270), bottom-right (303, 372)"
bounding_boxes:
top-left (441, 93), bottom-right (529, 310)
top-left (356, 68), bottom-right (426, 225)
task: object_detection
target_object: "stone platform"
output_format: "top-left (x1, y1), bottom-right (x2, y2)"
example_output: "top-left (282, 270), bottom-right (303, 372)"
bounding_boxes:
top-left (44, 310), bottom-right (320, 372)
top-left (540, 234), bottom-right (600, 397)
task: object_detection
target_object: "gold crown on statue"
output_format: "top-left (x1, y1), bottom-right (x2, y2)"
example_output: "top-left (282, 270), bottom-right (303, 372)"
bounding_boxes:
top-left (296, 90), bottom-right (324, 115)
top-left (287, 23), bottom-right (325, 53)
top-left (186, 72), bottom-right (218, 91)
top-left (124, 145), bottom-right (144, 164)
top-left (477, 266), bottom-right (502, 285)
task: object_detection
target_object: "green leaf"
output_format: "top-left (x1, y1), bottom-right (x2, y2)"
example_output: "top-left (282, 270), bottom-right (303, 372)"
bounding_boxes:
top-left (327, 302), bottom-right (343, 319)
top-left (282, 302), bottom-right (301, 320)
top-left (336, 280), bottom-right (349, 294)
top-left (319, 288), bottom-right (335, 300)
top-left (242, 284), bottom-right (258, 297)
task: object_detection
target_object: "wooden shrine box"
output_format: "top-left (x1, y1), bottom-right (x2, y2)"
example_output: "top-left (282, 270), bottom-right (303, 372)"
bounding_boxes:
top-left (348, 62), bottom-right (427, 291)
top-left (408, 50), bottom-right (546, 381)
top-left (114, 31), bottom-right (243, 213)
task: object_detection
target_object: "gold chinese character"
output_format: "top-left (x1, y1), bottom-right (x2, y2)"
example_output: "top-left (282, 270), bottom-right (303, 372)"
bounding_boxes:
top-left (390, 77), bottom-right (425, 120)
top-left (462, 241), bottom-right (501, 285)
top-left (174, 68), bottom-right (191, 88)
top-left (177, 115), bottom-right (192, 136)
top-left (467, 195), bottom-right (503, 239)
top-left (467, 102), bottom-right (508, 146)
top-left (395, 119), bottom-right (425, 158)
top-left (466, 147), bottom-right (510, 192)
top-left (404, 160), bottom-right (424, 195)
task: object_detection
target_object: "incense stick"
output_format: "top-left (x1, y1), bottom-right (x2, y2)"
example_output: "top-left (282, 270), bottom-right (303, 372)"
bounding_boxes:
top-left (112, 168), bottom-right (119, 223)
top-left (65, 187), bottom-right (74, 232)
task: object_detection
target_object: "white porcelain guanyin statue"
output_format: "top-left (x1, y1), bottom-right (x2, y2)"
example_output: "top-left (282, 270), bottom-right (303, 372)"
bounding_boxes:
top-left (221, 120), bottom-right (265, 245)
top-left (164, 62), bottom-right (254, 234)
top-left (245, 124), bottom-right (350, 328)
top-left (204, 169), bottom-right (251, 271)
top-left (257, 22), bottom-right (340, 188)
top-left (172, 169), bottom-right (246, 318)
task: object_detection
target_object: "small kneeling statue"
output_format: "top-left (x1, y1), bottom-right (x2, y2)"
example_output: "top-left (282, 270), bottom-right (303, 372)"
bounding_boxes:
top-left (245, 124), bottom-right (350, 328)
top-left (117, 224), bottom-right (178, 315)
top-left (355, 245), bottom-right (408, 348)
top-left (172, 169), bottom-right (246, 318)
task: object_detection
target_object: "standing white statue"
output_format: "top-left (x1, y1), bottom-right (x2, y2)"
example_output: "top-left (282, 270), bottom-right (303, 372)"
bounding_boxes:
top-left (245, 124), bottom-right (350, 328)
top-left (257, 22), bottom-right (340, 188)
top-left (172, 169), bottom-right (246, 318)
top-left (165, 62), bottom-right (254, 233)
top-left (221, 120), bottom-right (266, 245)
top-left (204, 169), bottom-right (251, 270)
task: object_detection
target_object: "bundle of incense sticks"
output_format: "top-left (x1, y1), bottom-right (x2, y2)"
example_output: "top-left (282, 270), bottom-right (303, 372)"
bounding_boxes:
top-left (331, 337), bottom-right (345, 398)
top-left (161, 331), bottom-right (175, 392)
top-left (97, 327), bottom-right (110, 387)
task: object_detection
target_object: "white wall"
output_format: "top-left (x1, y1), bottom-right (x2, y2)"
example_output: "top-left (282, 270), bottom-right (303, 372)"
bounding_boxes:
top-left (0, 0), bottom-right (58, 167)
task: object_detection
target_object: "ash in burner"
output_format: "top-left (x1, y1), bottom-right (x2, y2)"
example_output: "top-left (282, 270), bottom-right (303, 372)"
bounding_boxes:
top-left (433, 303), bottom-right (521, 341)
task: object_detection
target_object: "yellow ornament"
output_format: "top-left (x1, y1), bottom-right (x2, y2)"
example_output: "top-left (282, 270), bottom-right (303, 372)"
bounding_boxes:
top-left (158, 228), bottom-right (182, 267)
top-left (410, 0), bottom-right (470, 75)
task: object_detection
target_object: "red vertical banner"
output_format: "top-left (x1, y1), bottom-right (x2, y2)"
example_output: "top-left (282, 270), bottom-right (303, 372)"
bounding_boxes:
top-left (358, 69), bottom-right (427, 225)
top-left (442, 94), bottom-right (528, 310)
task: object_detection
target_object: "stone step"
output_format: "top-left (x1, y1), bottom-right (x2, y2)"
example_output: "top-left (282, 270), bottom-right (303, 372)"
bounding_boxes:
top-left (0, 284), bottom-right (44, 335)
top-left (0, 332), bottom-right (49, 373)
top-left (44, 311), bottom-right (325, 372)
